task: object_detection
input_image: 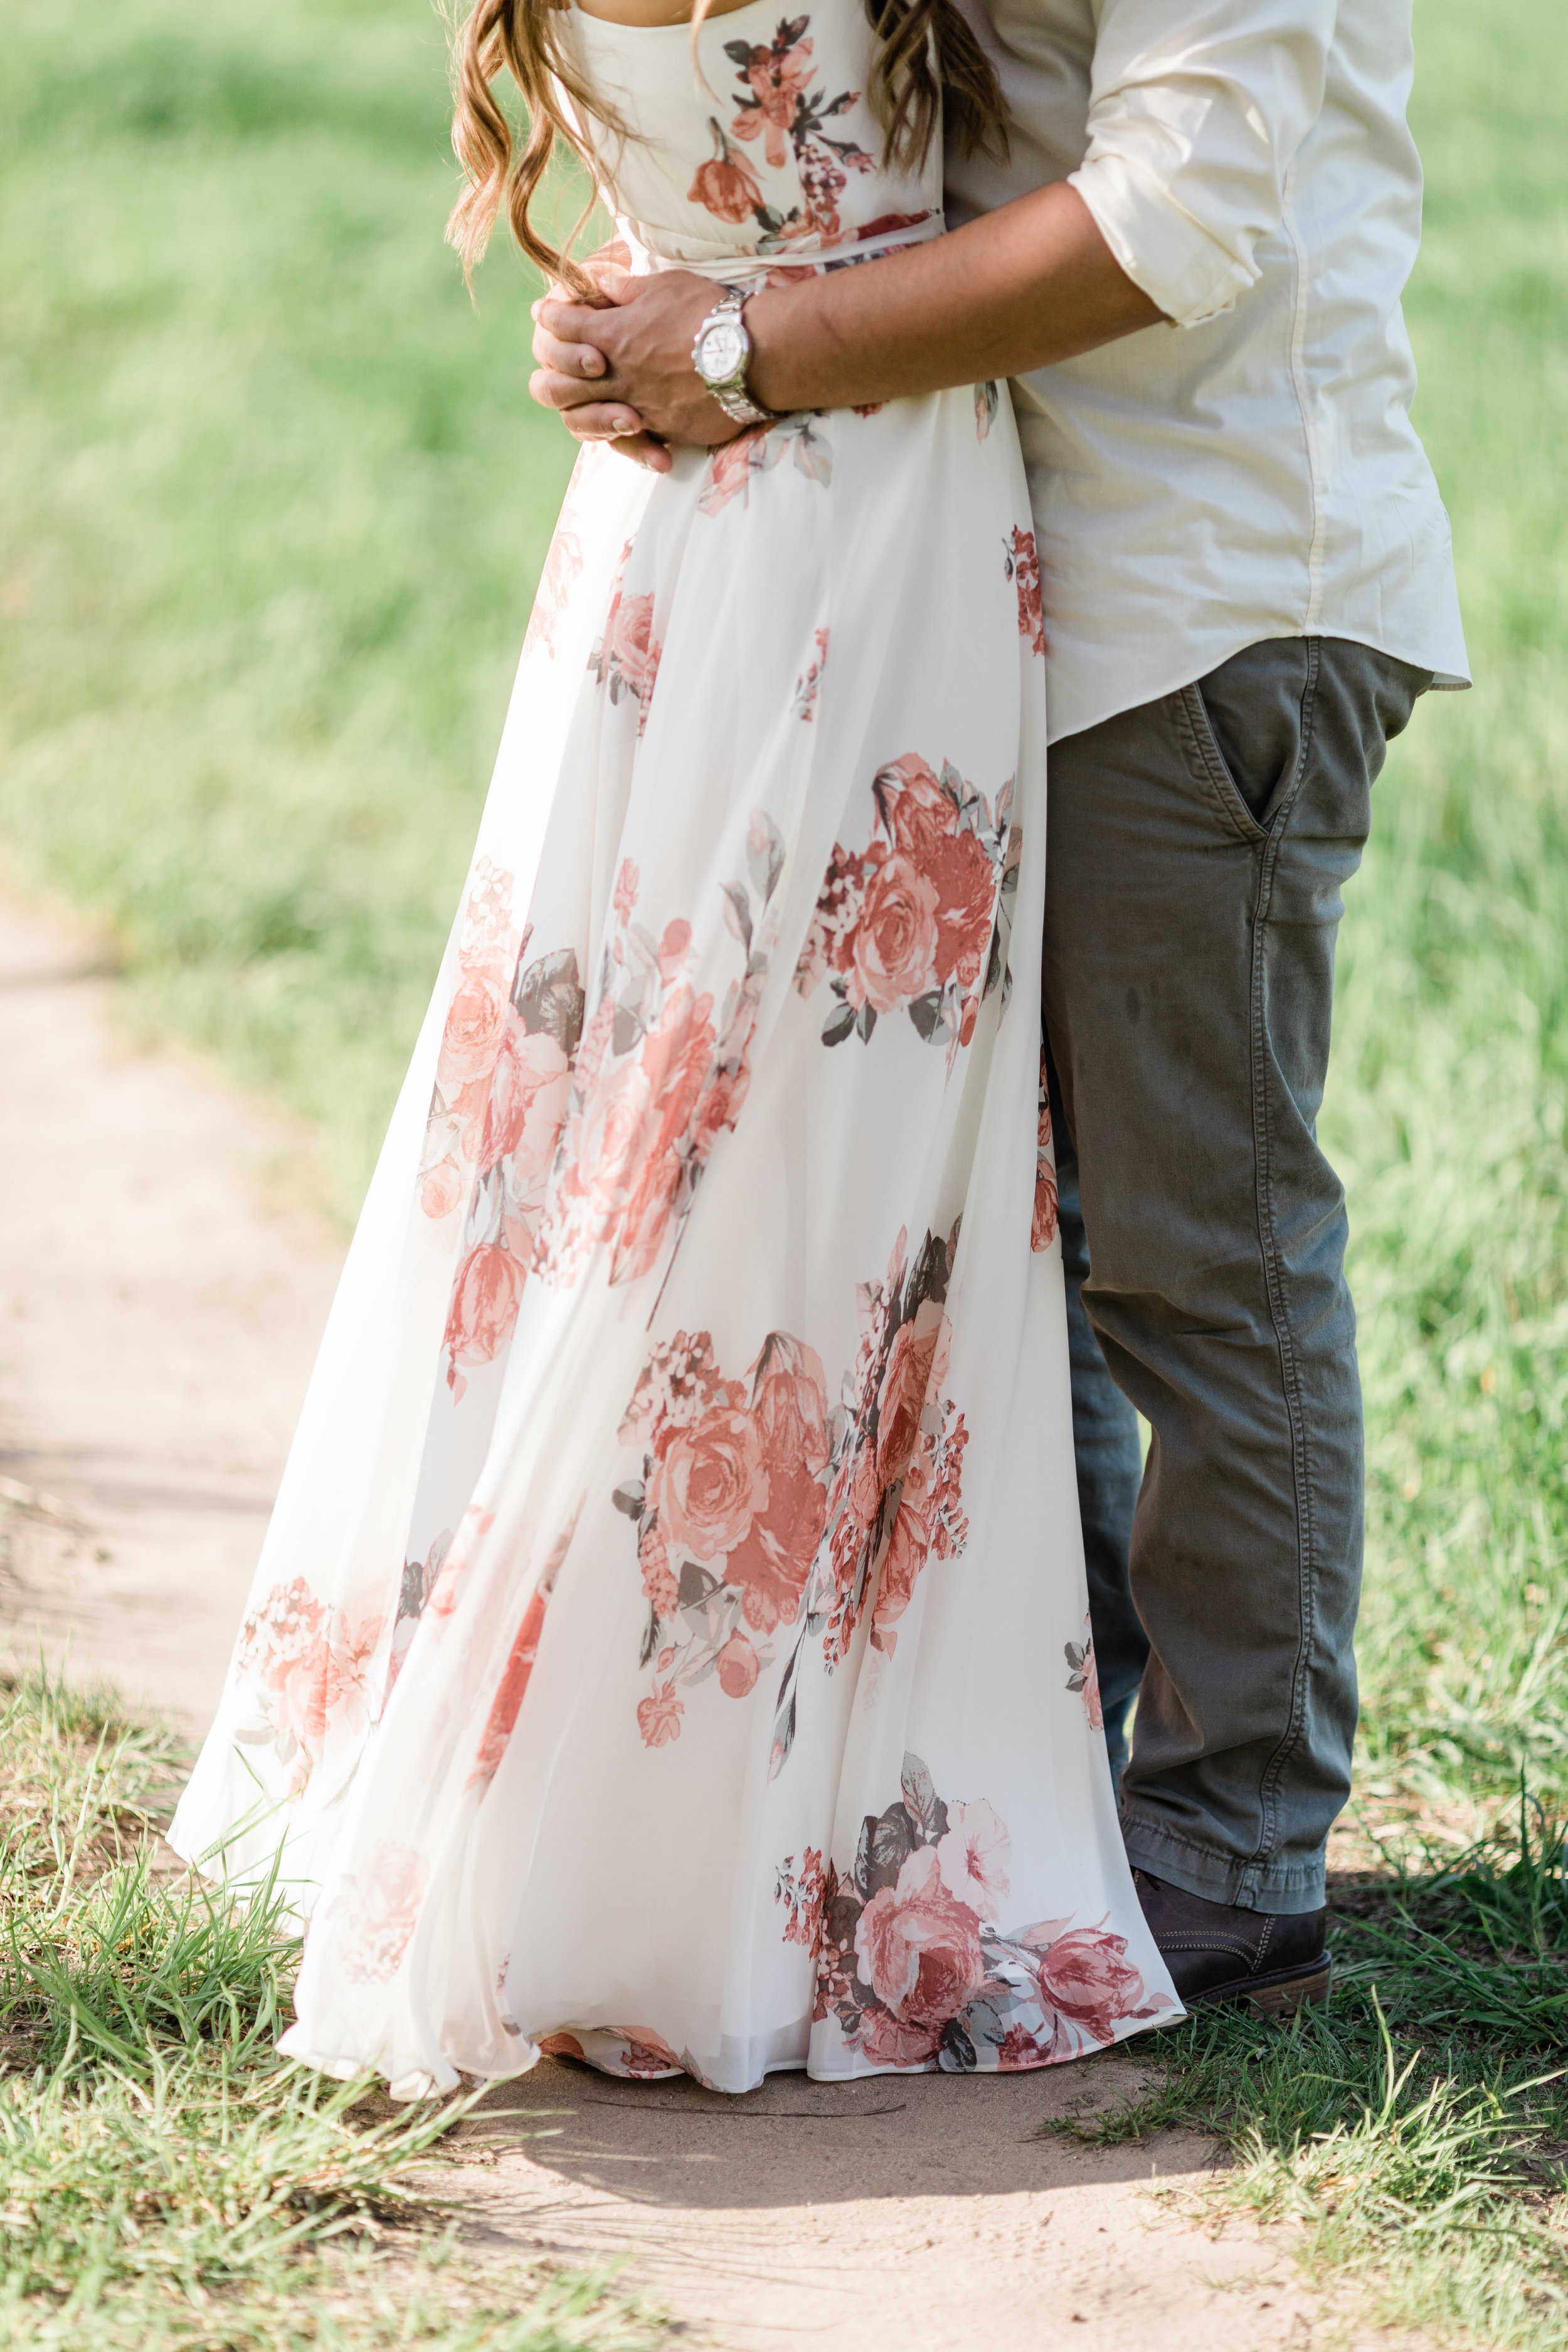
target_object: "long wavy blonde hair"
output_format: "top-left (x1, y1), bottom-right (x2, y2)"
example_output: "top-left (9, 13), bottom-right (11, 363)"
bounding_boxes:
top-left (446, 0), bottom-right (1005, 298)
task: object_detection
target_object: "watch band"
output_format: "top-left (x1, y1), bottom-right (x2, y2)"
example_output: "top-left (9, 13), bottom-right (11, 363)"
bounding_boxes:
top-left (692, 286), bottom-right (778, 428)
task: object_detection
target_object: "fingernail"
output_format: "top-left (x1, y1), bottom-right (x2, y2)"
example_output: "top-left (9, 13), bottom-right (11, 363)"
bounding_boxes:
top-left (583, 353), bottom-right (605, 378)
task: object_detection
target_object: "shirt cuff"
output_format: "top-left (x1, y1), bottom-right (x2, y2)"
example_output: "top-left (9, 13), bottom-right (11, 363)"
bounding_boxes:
top-left (1069, 147), bottom-right (1259, 328)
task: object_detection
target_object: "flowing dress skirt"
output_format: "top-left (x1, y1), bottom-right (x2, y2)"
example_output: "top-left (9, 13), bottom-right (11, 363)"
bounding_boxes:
top-left (171, 388), bottom-right (1181, 2095)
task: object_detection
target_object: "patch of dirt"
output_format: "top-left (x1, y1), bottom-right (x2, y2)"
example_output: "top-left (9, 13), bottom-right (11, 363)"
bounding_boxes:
top-left (0, 891), bottom-right (343, 1728)
top-left (0, 886), bottom-right (1419, 2351)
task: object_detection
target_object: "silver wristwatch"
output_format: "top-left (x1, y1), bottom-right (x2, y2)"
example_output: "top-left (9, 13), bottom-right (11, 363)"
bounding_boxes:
top-left (691, 286), bottom-right (776, 426)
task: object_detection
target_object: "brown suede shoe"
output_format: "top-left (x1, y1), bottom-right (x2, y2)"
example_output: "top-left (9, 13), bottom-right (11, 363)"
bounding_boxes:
top-left (1134, 1870), bottom-right (1332, 2015)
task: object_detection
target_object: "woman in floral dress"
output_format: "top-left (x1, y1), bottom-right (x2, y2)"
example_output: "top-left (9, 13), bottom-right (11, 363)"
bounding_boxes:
top-left (171, 0), bottom-right (1180, 2095)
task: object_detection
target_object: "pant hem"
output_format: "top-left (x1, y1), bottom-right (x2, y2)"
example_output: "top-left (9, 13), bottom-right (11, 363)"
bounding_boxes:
top-left (1121, 1809), bottom-right (1327, 1915)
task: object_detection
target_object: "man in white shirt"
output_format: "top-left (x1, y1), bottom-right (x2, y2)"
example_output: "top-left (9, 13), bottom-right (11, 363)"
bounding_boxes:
top-left (529, 0), bottom-right (1468, 2014)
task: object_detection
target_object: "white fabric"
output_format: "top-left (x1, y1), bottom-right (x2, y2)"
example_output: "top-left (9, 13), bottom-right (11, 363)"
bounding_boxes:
top-left (171, 0), bottom-right (1179, 2097)
top-left (946, 0), bottom-right (1471, 739)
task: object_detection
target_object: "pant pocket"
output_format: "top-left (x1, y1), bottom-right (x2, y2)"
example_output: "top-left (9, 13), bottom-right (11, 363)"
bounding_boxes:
top-left (1174, 684), bottom-right (1273, 845)
top-left (1186, 637), bottom-right (1319, 835)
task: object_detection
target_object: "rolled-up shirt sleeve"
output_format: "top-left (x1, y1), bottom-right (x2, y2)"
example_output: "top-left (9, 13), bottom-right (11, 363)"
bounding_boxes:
top-left (1067, 0), bottom-right (1337, 326)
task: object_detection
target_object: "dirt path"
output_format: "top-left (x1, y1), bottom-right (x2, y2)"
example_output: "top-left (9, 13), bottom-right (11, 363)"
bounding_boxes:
top-left (0, 885), bottom-right (1380, 2351)
top-left (0, 892), bottom-right (344, 1722)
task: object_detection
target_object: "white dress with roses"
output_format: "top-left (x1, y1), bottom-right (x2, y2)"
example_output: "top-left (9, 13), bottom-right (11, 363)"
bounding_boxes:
top-left (171, 0), bottom-right (1180, 2094)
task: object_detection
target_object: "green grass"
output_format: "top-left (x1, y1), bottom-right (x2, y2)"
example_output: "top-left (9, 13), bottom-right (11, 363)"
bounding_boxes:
top-left (3, 0), bottom-right (1567, 2338)
top-left (1324, 0), bottom-right (1568, 1834)
top-left (0, 0), bottom-right (578, 1215)
top-left (0, 1668), bottom-right (668, 2349)
top-left (1053, 1806), bottom-right (1568, 2345)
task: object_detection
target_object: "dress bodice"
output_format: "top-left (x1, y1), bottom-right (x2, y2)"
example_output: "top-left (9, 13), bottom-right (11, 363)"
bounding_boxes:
top-left (561, 0), bottom-right (943, 274)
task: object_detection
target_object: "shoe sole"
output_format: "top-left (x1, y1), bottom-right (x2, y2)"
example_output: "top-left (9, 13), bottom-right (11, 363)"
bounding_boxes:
top-left (1185, 1956), bottom-right (1333, 2018)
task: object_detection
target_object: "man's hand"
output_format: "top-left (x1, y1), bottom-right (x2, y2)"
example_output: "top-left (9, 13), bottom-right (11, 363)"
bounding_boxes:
top-left (531, 267), bottom-right (745, 474)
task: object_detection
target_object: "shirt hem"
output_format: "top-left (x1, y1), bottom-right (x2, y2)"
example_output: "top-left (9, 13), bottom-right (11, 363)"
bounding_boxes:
top-left (1045, 627), bottom-right (1472, 746)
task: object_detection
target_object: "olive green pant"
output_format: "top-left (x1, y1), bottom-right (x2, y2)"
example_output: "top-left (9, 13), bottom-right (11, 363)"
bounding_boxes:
top-left (1043, 637), bottom-right (1431, 1913)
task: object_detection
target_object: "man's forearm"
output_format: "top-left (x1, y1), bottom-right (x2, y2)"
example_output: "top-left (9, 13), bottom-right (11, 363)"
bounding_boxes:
top-left (530, 182), bottom-right (1165, 457)
top-left (746, 185), bottom-right (1164, 415)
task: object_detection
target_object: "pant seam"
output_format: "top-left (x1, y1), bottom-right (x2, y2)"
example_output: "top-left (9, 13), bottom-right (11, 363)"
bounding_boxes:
top-left (1244, 638), bottom-right (1323, 1892)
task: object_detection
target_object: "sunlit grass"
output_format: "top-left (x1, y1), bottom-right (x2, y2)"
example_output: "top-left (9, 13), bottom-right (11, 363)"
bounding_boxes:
top-left (1054, 1802), bottom-right (1568, 2344)
top-left (1324, 0), bottom-right (1568, 1831)
top-left (0, 1668), bottom-right (667, 2350)
top-left (0, 0), bottom-right (578, 1216)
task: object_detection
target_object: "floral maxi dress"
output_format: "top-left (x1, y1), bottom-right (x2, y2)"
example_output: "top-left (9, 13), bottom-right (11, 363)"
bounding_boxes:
top-left (171, 0), bottom-right (1181, 2095)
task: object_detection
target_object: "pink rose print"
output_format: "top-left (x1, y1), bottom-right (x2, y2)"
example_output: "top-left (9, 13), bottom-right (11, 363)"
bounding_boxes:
top-left (698, 412), bottom-right (833, 518)
top-left (536, 816), bottom-right (783, 1295)
top-left (703, 428), bottom-right (768, 514)
top-left (875, 1299), bottom-right (945, 1486)
top-left (470, 1591), bottom-right (546, 1789)
top-left (339, 1840), bottom-right (429, 1986)
top-left (419, 861), bottom-right (585, 1385)
top-left (689, 120), bottom-right (766, 225)
top-left (848, 854), bottom-right (940, 1016)
top-left (795, 755), bottom-right (1017, 1061)
top-left (927, 825), bottom-right (1002, 996)
top-left (1033, 1054), bottom-right (1059, 1252)
top-left (616, 1328), bottom-right (829, 1749)
top-left (936, 1799), bottom-right (1012, 1916)
top-left (442, 1241), bottom-right (529, 1401)
top-left (617, 2030), bottom-right (681, 2077)
top-left (775, 1846), bottom-right (825, 1949)
top-left (522, 524), bottom-right (583, 660)
top-left (716, 1631), bottom-right (761, 1697)
top-left (998, 2023), bottom-right (1057, 2069)
top-left (857, 2006), bottom-right (944, 2069)
top-left (732, 23), bottom-right (816, 171)
top-left (635, 1521), bottom-right (679, 1621)
top-left (1005, 526), bottom-right (1045, 660)
top-left (654, 1404), bottom-right (771, 1561)
top-left (681, 15), bottom-right (874, 249)
top-left (591, 555), bottom-right (662, 733)
top-left (1033, 1926), bottom-right (1147, 2044)
top-left (871, 1473), bottom-right (926, 1643)
top-left (855, 1844), bottom-right (985, 2024)
top-left (235, 1576), bottom-right (383, 1781)
top-left (466, 1506), bottom-right (579, 1791)
top-left (881, 750), bottom-right (956, 857)
top-left (616, 1224), bottom-right (971, 1772)
top-left (854, 208), bottom-right (933, 245)
top-left (476, 1026), bottom-right (571, 1180)
top-left (438, 968), bottom-right (510, 1093)
top-left (420, 1157), bottom-right (466, 1221)
top-left (793, 625), bottom-right (828, 720)
top-left (637, 1682), bottom-right (685, 1747)
top-left (803, 1754), bottom-right (1162, 2072)
top-left (657, 917), bottom-right (692, 982)
top-left (1065, 1619), bottom-right (1103, 1731)
top-left (422, 1504), bottom-right (494, 1629)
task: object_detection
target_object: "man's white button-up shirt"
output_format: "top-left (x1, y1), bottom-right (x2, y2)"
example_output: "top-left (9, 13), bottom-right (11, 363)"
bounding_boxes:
top-left (946, 0), bottom-right (1471, 741)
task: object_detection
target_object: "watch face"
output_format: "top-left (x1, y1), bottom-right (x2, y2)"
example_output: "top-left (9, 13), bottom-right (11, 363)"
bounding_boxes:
top-left (699, 318), bottom-right (748, 384)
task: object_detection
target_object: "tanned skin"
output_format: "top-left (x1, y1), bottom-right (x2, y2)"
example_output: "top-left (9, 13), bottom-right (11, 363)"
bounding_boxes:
top-left (528, 181), bottom-right (1165, 471)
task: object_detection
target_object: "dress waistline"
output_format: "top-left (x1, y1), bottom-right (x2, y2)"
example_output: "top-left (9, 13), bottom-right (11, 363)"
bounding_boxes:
top-left (630, 212), bottom-right (943, 286)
